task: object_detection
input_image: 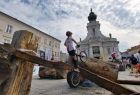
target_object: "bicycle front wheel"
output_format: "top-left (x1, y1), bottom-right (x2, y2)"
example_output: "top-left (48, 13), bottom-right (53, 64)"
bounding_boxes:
top-left (80, 51), bottom-right (87, 63)
top-left (67, 71), bottom-right (80, 88)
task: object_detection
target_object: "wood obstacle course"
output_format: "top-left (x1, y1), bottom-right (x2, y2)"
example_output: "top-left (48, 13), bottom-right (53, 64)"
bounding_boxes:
top-left (0, 30), bottom-right (139, 95)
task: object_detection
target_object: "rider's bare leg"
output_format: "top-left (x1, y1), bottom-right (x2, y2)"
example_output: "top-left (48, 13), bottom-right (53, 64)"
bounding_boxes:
top-left (71, 56), bottom-right (80, 72)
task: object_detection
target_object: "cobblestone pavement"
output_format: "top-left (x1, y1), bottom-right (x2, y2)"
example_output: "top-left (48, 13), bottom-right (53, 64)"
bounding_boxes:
top-left (30, 76), bottom-right (113, 95)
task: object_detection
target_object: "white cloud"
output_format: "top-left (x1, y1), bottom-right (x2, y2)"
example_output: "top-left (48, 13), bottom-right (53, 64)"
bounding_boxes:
top-left (44, 17), bottom-right (87, 52)
top-left (126, 0), bottom-right (140, 12)
top-left (0, 0), bottom-right (139, 52)
top-left (100, 20), bottom-right (140, 51)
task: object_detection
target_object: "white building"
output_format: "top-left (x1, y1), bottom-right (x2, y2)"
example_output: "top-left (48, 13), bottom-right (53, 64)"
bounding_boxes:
top-left (80, 9), bottom-right (119, 61)
top-left (0, 11), bottom-right (61, 61)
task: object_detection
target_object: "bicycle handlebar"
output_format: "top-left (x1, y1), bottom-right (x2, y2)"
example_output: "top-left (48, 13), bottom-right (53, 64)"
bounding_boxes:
top-left (75, 45), bottom-right (80, 49)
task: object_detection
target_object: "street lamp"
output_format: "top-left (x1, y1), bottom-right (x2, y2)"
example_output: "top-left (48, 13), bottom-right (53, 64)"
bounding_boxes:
top-left (51, 41), bottom-right (54, 60)
top-left (87, 38), bottom-right (91, 58)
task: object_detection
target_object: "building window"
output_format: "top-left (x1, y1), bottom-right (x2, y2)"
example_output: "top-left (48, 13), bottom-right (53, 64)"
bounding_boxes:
top-left (55, 43), bottom-right (57, 48)
top-left (5, 25), bottom-right (13, 33)
top-left (44, 39), bottom-right (47, 45)
top-left (39, 50), bottom-right (45, 59)
top-left (92, 46), bottom-right (100, 54)
top-left (52, 41), bottom-right (54, 47)
top-left (57, 44), bottom-right (60, 48)
top-left (58, 52), bottom-right (60, 57)
top-left (49, 41), bottom-right (51, 46)
top-left (55, 52), bottom-right (57, 57)
top-left (4, 39), bottom-right (10, 43)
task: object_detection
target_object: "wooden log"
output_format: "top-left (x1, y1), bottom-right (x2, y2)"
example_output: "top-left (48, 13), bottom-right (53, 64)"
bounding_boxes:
top-left (39, 66), bottom-right (69, 79)
top-left (0, 30), bottom-right (39, 95)
top-left (13, 50), bottom-right (71, 79)
top-left (82, 58), bottom-right (118, 82)
top-left (117, 80), bottom-right (140, 85)
top-left (79, 67), bottom-right (136, 95)
top-left (0, 44), bottom-right (16, 93)
top-left (13, 50), bottom-right (72, 70)
top-left (0, 58), bottom-right (11, 87)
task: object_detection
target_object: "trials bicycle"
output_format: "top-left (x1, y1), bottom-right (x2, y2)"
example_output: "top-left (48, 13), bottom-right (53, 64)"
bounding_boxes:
top-left (67, 46), bottom-right (87, 88)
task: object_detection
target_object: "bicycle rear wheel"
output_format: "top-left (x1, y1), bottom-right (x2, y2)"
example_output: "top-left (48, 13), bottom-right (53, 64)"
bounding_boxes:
top-left (67, 71), bottom-right (80, 88)
top-left (80, 51), bottom-right (87, 63)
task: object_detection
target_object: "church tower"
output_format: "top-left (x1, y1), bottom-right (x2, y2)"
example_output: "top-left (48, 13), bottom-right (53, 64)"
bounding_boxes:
top-left (80, 9), bottom-right (119, 61)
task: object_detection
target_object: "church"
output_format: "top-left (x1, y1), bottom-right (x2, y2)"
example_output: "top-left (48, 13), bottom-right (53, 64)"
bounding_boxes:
top-left (79, 9), bottom-right (119, 61)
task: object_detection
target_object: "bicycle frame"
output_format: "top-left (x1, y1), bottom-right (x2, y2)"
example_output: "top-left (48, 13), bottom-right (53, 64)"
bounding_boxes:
top-left (75, 47), bottom-right (82, 60)
top-left (75, 47), bottom-right (87, 63)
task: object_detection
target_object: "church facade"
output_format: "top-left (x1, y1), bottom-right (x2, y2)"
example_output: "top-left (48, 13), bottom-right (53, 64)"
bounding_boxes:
top-left (80, 9), bottom-right (119, 61)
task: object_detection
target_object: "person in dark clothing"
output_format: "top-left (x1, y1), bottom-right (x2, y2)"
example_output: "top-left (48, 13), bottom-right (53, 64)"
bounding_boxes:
top-left (130, 54), bottom-right (138, 65)
top-left (129, 54), bottom-right (138, 73)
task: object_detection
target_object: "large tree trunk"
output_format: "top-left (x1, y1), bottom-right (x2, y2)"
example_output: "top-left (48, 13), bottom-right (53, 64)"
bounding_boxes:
top-left (82, 58), bottom-right (118, 82)
top-left (1, 30), bottom-right (39, 95)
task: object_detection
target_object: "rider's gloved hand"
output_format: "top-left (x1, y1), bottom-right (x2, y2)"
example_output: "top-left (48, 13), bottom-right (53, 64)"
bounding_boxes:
top-left (76, 45), bottom-right (80, 48)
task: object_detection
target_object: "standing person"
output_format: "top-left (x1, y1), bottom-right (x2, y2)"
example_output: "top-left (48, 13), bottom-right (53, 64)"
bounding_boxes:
top-left (129, 54), bottom-right (138, 73)
top-left (111, 52), bottom-right (116, 62)
top-left (134, 50), bottom-right (140, 63)
top-left (64, 31), bottom-right (80, 71)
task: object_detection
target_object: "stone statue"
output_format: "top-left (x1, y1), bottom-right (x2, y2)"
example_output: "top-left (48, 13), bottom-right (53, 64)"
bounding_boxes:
top-left (88, 8), bottom-right (97, 22)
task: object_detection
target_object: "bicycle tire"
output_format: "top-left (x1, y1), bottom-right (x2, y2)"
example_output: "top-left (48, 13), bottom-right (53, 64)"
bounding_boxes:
top-left (80, 51), bottom-right (87, 63)
top-left (67, 71), bottom-right (80, 88)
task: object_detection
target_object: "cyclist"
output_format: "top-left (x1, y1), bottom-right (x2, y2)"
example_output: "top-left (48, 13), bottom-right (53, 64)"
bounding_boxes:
top-left (64, 31), bottom-right (80, 72)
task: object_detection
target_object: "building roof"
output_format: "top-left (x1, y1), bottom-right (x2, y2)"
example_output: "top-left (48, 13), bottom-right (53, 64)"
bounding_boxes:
top-left (127, 44), bottom-right (140, 52)
top-left (0, 11), bottom-right (61, 42)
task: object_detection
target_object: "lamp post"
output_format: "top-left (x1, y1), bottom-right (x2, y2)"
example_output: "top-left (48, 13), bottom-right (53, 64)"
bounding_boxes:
top-left (88, 39), bottom-right (90, 58)
top-left (51, 42), bottom-right (54, 60)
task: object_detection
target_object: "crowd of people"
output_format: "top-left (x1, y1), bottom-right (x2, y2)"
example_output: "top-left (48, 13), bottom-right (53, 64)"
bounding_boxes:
top-left (110, 50), bottom-right (140, 73)
top-left (120, 50), bottom-right (140, 74)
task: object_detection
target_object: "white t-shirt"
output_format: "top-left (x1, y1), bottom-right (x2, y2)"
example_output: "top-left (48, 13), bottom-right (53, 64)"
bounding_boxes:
top-left (134, 53), bottom-right (140, 63)
top-left (64, 37), bottom-right (74, 51)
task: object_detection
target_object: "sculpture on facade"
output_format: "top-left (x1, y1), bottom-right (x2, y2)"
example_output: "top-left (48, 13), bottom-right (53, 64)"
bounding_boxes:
top-left (88, 8), bottom-right (97, 22)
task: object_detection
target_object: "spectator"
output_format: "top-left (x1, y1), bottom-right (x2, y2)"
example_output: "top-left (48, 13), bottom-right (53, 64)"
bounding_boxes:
top-left (129, 54), bottom-right (138, 73)
top-left (111, 52), bottom-right (116, 62)
top-left (134, 50), bottom-right (140, 63)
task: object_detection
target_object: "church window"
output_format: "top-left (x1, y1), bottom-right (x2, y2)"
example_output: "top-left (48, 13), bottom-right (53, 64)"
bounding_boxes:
top-left (92, 46), bottom-right (100, 54)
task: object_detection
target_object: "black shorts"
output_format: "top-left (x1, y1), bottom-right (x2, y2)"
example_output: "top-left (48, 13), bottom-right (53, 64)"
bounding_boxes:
top-left (68, 50), bottom-right (75, 56)
top-left (131, 63), bottom-right (137, 65)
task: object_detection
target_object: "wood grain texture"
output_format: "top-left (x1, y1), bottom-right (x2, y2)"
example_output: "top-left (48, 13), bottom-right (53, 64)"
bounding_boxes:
top-left (1, 30), bottom-right (39, 95)
top-left (79, 67), bottom-right (136, 95)
top-left (82, 58), bottom-right (118, 82)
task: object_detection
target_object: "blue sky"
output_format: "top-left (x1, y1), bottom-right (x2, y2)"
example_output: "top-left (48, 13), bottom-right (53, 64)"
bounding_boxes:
top-left (0, 0), bottom-right (140, 52)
